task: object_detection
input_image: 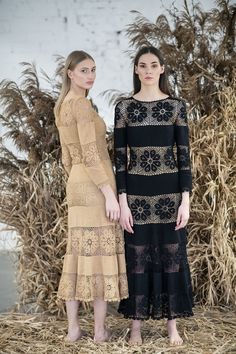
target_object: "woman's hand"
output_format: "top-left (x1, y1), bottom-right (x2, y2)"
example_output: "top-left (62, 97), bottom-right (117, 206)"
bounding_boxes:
top-left (99, 184), bottom-right (120, 221)
top-left (118, 193), bottom-right (134, 234)
top-left (105, 195), bottom-right (120, 221)
top-left (175, 192), bottom-right (190, 230)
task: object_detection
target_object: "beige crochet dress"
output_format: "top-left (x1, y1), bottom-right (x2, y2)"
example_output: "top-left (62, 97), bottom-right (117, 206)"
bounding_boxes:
top-left (55, 96), bottom-right (128, 302)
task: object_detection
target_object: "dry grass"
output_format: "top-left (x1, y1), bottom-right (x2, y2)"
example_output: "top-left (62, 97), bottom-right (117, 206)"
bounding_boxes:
top-left (0, 306), bottom-right (235, 354)
top-left (186, 72), bottom-right (236, 306)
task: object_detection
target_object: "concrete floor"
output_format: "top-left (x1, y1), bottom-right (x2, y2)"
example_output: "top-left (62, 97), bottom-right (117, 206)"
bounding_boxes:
top-left (0, 251), bottom-right (18, 312)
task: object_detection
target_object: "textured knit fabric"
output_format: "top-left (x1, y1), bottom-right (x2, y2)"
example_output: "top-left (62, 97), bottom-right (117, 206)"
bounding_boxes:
top-left (55, 96), bottom-right (128, 302)
top-left (114, 96), bottom-right (194, 319)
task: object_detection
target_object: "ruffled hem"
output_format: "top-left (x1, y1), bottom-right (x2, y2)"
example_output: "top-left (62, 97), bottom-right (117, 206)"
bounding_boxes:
top-left (117, 309), bottom-right (194, 321)
top-left (117, 292), bottom-right (194, 321)
top-left (57, 273), bottom-right (129, 303)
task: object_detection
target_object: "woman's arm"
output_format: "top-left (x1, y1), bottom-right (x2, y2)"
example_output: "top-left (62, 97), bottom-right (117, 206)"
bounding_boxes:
top-left (174, 100), bottom-right (192, 230)
top-left (73, 98), bottom-right (110, 187)
top-left (73, 97), bottom-right (120, 221)
top-left (174, 99), bottom-right (192, 193)
top-left (114, 101), bottom-right (134, 233)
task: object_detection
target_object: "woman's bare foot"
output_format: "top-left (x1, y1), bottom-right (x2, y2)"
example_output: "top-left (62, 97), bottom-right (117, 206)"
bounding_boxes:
top-left (94, 327), bottom-right (112, 343)
top-left (64, 325), bottom-right (85, 342)
top-left (128, 320), bottom-right (142, 346)
top-left (167, 319), bottom-right (183, 346)
top-left (128, 328), bottom-right (143, 346)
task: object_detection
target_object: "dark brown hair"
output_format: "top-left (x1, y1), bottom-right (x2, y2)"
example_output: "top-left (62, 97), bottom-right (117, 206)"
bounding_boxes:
top-left (133, 46), bottom-right (170, 95)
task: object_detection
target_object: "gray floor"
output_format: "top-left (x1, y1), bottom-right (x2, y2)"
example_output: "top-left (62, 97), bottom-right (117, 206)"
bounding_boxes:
top-left (0, 251), bottom-right (18, 312)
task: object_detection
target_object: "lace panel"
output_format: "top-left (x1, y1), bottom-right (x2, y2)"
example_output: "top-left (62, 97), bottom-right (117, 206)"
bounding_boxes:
top-left (81, 141), bottom-right (101, 166)
top-left (177, 145), bottom-right (191, 170)
top-left (126, 100), bottom-right (175, 127)
top-left (118, 240), bottom-right (194, 320)
top-left (126, 242), bottom-right (188, 274)
top-left (115, 98), bottom-right (188, 128)
top-left (115, 147), bottom-right (127, 172)
top-left (128, 193), bottom-right (181, 224)
top-left (114, 101), bottom-right (127, 129)
top-left (66, 225), bottom-right (125, 256)
top-left (127, 146), bottom-right (178, 175)
top-left (58, 273), bottom-right (128, 302)
top-left (118, 292), bottom-right (194, 320)
top-left (175, 99), bottom-right (188, 127)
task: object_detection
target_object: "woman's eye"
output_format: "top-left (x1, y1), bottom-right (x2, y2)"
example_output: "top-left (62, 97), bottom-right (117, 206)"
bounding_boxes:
top-left (92, 68), bottom-right (96, 72)
top-left (81, 69), bottom-right (87, 73)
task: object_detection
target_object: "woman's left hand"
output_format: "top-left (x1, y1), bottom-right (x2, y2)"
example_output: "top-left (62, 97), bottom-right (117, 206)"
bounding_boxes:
top-left (175, 201), bottom-right (190, 230)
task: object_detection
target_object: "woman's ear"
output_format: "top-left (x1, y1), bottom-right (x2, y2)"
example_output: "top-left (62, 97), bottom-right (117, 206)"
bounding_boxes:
top-left (67, 69), bottom-right (73, 79)
top-left (161, 65), bottom-right (165, 74)
top-left (134, 65), bottom-right (138, 74)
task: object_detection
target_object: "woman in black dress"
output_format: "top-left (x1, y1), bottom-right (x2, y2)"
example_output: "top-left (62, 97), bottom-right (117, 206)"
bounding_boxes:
top-left (114, 46), bottom-right (194, 346)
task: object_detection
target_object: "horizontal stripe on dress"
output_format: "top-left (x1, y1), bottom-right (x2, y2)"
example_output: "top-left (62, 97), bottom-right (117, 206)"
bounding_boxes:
top-left (127, 192), bottom-right (182, 225)
top-left (124, 222), bottom-right (187, 244)
top-left (126, 271), bottom-right (192, 295)
top-left (126, 172), bottom-right (180, 195)
top-left (115, 125), bottom-right (175, 147)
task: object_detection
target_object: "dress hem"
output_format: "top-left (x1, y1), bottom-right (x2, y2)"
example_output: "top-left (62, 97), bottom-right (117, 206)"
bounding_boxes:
top-left (117, 309), bottom-right (194, 321)
top-left (57, 295), bottom-right (129, 302)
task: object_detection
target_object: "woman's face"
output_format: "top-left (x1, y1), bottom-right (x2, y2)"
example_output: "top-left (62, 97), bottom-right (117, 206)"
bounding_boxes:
top-left (135, 53), bottom-right (164, 87)
top-left (68, 58), bottom-right (96, 90)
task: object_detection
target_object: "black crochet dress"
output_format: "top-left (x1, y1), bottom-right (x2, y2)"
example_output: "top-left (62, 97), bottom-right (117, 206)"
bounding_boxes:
top-left (114, 96), bottom-right (194, 320)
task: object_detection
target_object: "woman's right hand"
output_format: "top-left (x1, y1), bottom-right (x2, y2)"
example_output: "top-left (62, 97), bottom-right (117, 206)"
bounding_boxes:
top-left (99, 184), bottom-right (120, 221)
top-left (105, 195), bottom-right (120, 222)
top-left (119, 193), bottom-right (134, 234)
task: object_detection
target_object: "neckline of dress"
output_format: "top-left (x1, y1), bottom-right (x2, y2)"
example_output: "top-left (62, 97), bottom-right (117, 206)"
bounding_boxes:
top-left (131, 96), bottom-right (170, 103)
top-left (63, 96), bottom-right (86, 104)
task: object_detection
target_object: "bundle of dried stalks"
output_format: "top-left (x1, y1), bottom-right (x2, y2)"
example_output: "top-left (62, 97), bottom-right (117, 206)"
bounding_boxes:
top-left (0, 64), bottom-right (68, 315)
top-left (0, 306), bottom-right (235, 354)
top-left (187, 72), bottom-right (236, 306)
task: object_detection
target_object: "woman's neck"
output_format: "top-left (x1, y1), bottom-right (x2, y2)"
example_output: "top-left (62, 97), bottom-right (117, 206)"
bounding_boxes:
top-left (69, 84), bottom-right (86, 98)
top-left (133, 86), bottom-right (168, 101)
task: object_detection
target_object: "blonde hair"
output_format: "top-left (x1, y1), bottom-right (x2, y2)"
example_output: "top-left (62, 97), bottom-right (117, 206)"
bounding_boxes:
top-left (54, 50), bottom-right (94, 118)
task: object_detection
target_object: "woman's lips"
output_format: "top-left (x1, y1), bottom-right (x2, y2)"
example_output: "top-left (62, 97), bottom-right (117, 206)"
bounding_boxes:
top-left (145, 77), bottom-right (153, 80)
top-left (86, 81), bottom-right (94, 84)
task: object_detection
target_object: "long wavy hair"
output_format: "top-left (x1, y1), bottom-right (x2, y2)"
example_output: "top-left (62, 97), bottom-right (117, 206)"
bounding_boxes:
top-left (133, 46), bottom-right (170, 95)
top-left (54, 50), bottom-right (94, 117)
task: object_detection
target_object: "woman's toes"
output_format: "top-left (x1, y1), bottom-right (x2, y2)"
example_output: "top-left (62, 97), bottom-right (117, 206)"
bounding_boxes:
top-left (128, 330), bottom-right (142, 346)
top-left (169, 336), bottom-right (183, 346)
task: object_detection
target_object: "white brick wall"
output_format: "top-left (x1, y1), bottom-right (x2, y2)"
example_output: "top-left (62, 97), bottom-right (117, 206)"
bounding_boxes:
top-left (0, 0), bottom-right (214, 249)
top-left (0, 224), bottom-right (18, 250)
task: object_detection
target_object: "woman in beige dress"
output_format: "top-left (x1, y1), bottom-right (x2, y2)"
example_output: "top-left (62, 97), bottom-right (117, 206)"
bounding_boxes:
top-left (54, 50), bottom-right (128, 343)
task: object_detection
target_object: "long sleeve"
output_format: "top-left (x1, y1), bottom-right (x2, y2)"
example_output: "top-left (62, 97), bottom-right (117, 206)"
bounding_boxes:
top-left (174, 100), bottom-right (192, 194)
top-left (114, 100), bottom-right (128, 194)
top-left (59, 131), bottom-right (72, 176)
top-left (73, 98), bottom-right (110, 188)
